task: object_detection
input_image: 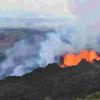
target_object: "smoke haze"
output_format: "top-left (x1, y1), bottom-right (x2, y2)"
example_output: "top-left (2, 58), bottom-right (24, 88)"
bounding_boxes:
top-left (0, 23), bottom-right (100, 79)
top-left (0, 0), bottom-right (100, 79)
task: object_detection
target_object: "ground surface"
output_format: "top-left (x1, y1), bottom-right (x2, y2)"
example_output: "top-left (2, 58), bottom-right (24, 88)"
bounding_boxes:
top-left (0, 60), bottom-right (100, 100)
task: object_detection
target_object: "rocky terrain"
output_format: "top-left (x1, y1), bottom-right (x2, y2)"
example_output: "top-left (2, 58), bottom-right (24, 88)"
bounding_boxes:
top-left (0, 59), bottom-right (100, 100)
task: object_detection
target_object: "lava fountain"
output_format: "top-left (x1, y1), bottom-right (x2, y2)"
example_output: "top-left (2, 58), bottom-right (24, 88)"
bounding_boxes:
top-left (61, 49), bottom-right (100, 68)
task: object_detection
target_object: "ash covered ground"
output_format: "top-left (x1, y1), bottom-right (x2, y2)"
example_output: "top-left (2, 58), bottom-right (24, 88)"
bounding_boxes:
top-left (0, 59), bottom-right (100, 100)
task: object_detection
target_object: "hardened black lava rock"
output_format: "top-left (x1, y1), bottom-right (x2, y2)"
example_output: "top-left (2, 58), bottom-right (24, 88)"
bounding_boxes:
top-left (0, 59), bottom-right (100, 100)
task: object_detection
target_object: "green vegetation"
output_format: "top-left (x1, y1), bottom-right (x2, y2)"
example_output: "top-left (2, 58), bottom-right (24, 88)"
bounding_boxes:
top-left (76, 91), bottom-right (100, 100)
top-left (44, 92), bottom-right (100, 100)
top-left (44, 97), bottom-right (52, 100)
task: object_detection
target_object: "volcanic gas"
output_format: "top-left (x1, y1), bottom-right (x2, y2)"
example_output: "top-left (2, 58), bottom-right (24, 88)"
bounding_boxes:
top-left (61, 49), bottom-right (100, 68)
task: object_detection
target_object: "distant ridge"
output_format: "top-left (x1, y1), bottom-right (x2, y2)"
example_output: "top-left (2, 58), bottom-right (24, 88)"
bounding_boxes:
top-left (0, 17), bottom-right (68, 29)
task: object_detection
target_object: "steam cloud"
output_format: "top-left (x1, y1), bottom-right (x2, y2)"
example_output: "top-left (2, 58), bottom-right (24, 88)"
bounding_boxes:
top-left (0, 23), bottom-right (100, 79)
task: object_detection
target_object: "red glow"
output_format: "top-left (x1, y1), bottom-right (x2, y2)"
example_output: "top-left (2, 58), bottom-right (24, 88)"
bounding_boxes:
top-left (61, 49), bottom-right (100, 68)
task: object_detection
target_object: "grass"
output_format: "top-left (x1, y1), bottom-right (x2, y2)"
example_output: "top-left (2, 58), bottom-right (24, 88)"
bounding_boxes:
top-left (44, 91), bottom-right (100, 100)
top-left (76, 91), bottom-right (100, 100)
top-left (44, 97), bottom-right (52, 100)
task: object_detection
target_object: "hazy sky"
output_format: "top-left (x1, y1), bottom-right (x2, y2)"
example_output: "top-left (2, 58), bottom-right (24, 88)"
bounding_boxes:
top-left (0, 0), bottom-right (100, 24)
top-left (0, 0), bottom-right (74, 18)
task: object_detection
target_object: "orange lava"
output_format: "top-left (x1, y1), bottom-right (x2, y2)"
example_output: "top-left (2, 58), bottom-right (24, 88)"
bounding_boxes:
top-left (61, 49), bottom-right (100, 68)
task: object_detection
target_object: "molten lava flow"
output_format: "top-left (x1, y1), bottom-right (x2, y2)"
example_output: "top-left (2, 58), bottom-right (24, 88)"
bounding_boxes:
top-left (61, 49), bottom-right (100, 68)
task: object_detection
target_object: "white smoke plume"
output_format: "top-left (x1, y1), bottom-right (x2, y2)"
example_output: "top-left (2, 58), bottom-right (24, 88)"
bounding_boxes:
top-left (0, 22), bottom-right (100, 79)
top-left (39, 26), bottom-right (100, 66)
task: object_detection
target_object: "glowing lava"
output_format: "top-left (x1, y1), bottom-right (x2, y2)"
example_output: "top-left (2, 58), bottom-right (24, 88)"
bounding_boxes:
top-left (61, 49), bottom-right (100, 68)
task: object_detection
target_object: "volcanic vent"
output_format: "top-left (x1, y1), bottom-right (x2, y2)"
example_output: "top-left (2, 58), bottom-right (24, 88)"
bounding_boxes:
top-left (61, 49), bottom-right (100, 68)
top-left (0, 54), bottom-right (100, 99)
